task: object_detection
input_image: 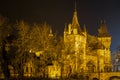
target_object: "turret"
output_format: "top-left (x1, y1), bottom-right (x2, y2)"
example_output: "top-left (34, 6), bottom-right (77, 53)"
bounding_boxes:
top-left (82, 24), bottom-right (87, 36)
top-left (98, 20), bottom-right (111, 49)
top-left (68, 24), bottom-right (72, 34)
top-left (98, 20), bottom-right (110, 37)
top-left (97, 20), bottom-right (112, 72)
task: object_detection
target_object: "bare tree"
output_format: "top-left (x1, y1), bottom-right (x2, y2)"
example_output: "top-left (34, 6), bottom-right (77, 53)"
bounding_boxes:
top-left (29, 22), bottom-right (57, 77)
top-left (11, 20), bottom-right (30, 77)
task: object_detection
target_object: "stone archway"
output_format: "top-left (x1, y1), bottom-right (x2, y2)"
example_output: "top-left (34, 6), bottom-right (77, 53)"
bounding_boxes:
top-left (109, 76), bottom-right (120, 80)
top-left (87, 61), bottom-right (96, 72)
top-left (93, 78), bottom-right (99, 80)
top-left (104, 65), bottom-right (111, 72)
top-left (85, 76), bottom-right (89, 80)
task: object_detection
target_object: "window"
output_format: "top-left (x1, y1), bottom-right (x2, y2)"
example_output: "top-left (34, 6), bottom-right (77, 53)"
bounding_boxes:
top-left (26, 67), bottom-right (28, 72)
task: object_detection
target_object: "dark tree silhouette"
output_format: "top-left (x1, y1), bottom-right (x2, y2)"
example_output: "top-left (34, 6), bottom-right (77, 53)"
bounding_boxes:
top-left (0, 15), bottom-right (12, 79)
top-left (0, 40), bottom-right (10, 79)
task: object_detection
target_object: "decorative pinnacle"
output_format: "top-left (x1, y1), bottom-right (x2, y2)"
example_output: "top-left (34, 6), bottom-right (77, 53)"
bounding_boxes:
top-left (50, 27), bottom-right (52, 34)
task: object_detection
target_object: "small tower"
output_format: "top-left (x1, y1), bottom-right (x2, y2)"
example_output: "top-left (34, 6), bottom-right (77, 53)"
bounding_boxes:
top-left (63, 0), bottom-right (87, 73)
top-left (68, 24), bottom-right (72, 34)
top-left (64, 23), bottom-right (68, 42)
top-left (83, 24), bottom-right (87, 36)
top-left (97, 20), bottom-right (112, 72)
top-left (98, 20), bottom-right (111, 49)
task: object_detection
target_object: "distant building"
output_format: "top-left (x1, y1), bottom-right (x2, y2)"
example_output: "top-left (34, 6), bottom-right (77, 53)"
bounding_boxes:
top-left (112, 52), bottom-right (120, 71)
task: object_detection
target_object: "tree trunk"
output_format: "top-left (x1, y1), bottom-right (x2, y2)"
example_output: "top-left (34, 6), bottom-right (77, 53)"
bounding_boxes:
top-left (0, 40), bottom-right (10, 79)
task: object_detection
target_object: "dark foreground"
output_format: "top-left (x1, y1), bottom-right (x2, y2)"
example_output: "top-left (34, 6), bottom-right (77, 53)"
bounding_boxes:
top-left (1, 77), bottom-right (76, 80)
top-left (10, 77), bottom-right (120, 80)
top-left (0, 76), bottom-right (120, 80)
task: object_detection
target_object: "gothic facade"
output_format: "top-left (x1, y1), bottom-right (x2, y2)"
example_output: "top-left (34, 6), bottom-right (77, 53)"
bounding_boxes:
top-left (61, 7), bottom-right (112, 77)
top-left (46, 7), bottom-right (112, 79)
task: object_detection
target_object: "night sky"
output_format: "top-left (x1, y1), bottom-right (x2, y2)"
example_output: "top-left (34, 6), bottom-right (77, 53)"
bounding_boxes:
top-left (0, 0), bottom-right (120, 52)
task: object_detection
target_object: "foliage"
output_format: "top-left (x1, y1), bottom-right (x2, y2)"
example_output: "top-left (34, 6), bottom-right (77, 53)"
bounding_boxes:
top-left (8, 21), bottom-right (57, 77)
top-left (10, 20), bottom-right (30, 77)
top-left (30, 23), bottom-right (57, 77)
top-left (29, 23), bottom-right (55, 52)
top-left (0, 15), bottom-right (107, 78)
top-left (0, 15), bottom-right (12, 79)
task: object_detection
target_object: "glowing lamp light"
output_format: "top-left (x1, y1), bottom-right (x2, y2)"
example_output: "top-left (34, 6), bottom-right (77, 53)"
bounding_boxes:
top-left (35, 51), bottom-right (44, 57)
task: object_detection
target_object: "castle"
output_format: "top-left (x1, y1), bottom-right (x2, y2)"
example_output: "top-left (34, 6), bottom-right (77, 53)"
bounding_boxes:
top-left (1, 3), bottom-right (115, 80)
top-left (47, 5), bottom-right (112, 78)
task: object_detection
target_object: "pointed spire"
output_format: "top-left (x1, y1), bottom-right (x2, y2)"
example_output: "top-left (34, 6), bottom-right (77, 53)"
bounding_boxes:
top-left (71, 0), bottom-right (81, 33)
top-left (74, 0), bottom-right (77, 12)
top-left (82, 24), bottom-right (87, 36)
top-left (64, 23), bottom-right (67, 31)
top-left (50, 28), bottom-right (52, 34)
top-left (72, 4), bottom-right (79, 28)
top-left (83, 24), bottom-right (87, 32)
top-left (98, 20), bottom-right (110, 37)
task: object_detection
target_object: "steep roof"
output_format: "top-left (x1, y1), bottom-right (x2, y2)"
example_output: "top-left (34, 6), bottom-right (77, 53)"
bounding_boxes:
top-left (98, 20), bottom-right (110, 37)
top-left (71, 3), bottom-right (82, 33)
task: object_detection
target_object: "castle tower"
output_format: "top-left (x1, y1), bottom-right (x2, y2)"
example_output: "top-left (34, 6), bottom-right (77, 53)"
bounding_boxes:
top-left (97, 20), bottom-right (112, 72)
top-left (63, 2), bottom-right (87, 73)
top-left (64, 1), bottom-right (82, 41)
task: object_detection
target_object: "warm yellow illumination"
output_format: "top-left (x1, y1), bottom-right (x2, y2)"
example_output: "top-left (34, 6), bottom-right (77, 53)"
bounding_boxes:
top-left (48, 61), bottom-right (61, 78)
top-left (35, 51), bottom-right (44, 57)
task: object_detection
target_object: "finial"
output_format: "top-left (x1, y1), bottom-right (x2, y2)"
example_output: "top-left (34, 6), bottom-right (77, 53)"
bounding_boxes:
top-left (74, 0), bottom-right (77, 12)
top-left (64, 23), bottom-right (67, 31)
top-left (50, 27), bottom-right (52, 34)
top-left (83, 24), bottom-right (87, 32)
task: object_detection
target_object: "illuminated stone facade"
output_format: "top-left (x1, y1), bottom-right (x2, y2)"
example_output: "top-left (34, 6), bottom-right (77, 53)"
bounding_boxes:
top-left (47, 8), bottom-right (112, 79)
top-left (62, 7), bottom-right (112, 76)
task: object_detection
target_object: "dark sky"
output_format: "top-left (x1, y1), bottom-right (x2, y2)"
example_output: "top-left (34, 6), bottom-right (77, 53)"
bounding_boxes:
top-left (0, 0), bottom-right (120, 51)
